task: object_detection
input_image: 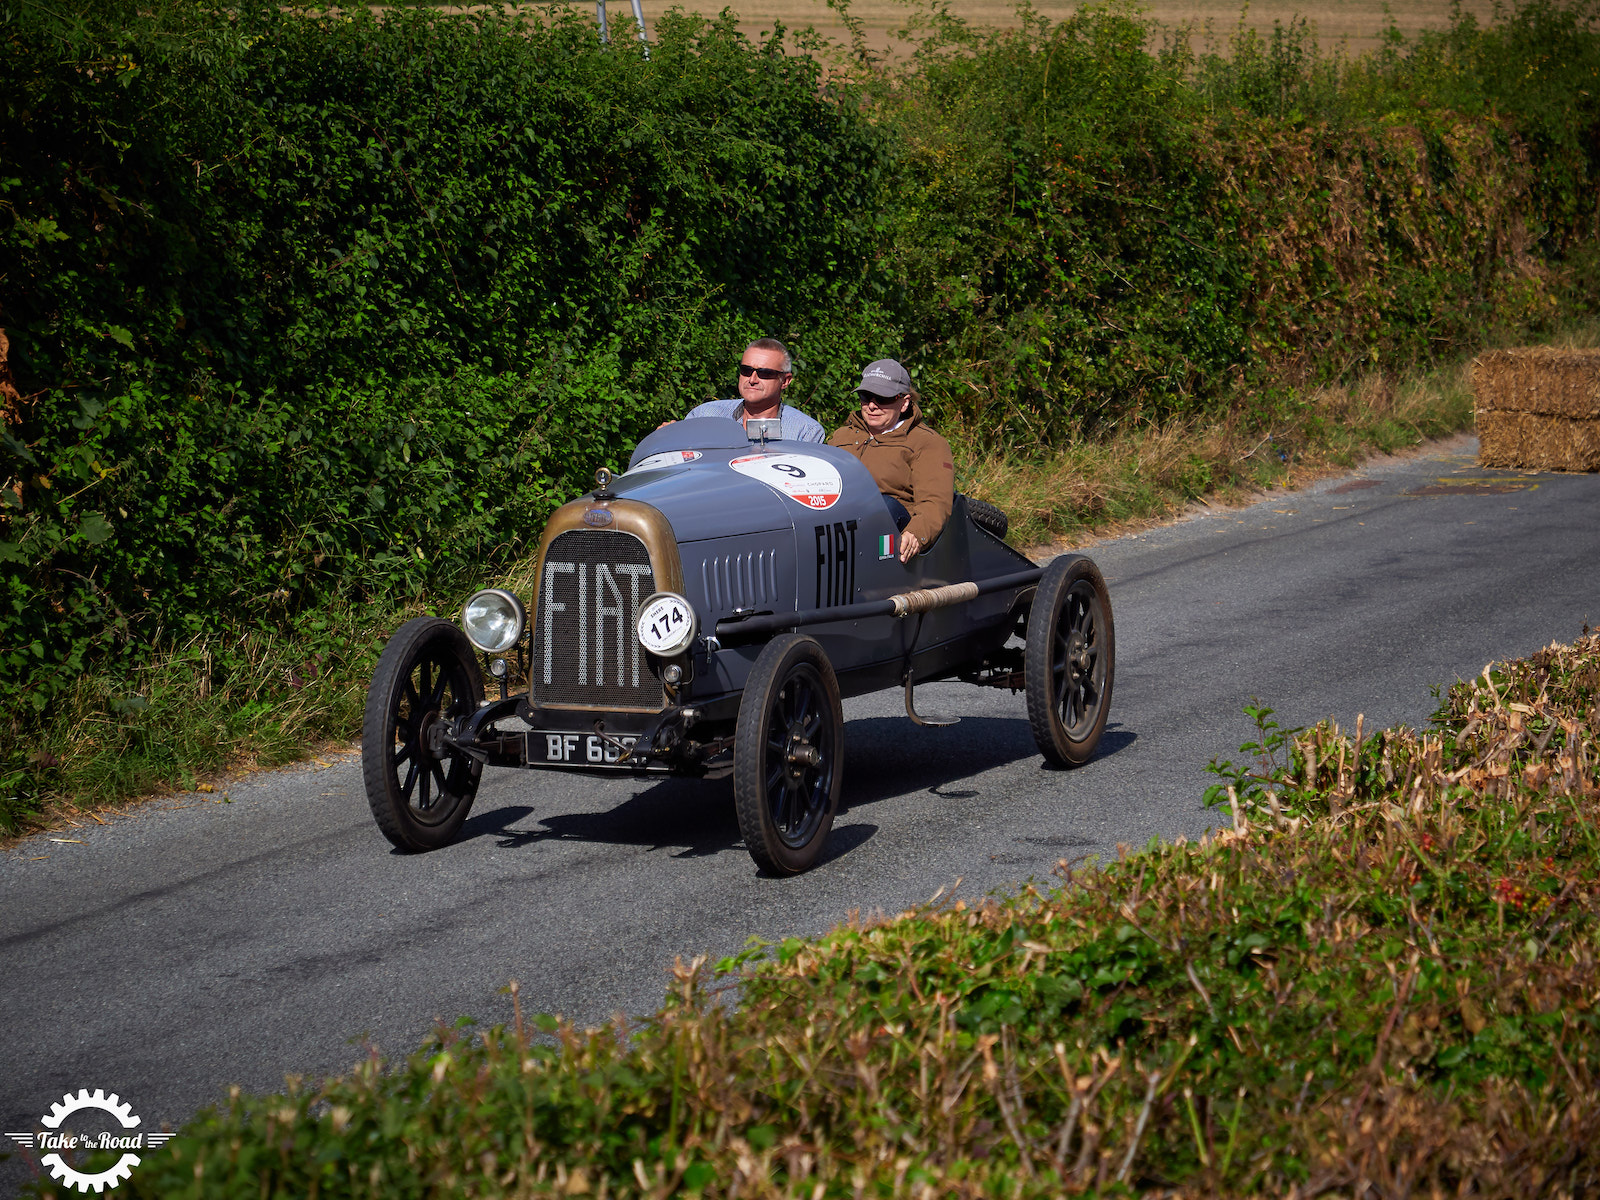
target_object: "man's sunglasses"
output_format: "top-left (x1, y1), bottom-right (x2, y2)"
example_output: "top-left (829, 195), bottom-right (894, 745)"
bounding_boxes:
top-left (738, 364), bottom-right (787, 380)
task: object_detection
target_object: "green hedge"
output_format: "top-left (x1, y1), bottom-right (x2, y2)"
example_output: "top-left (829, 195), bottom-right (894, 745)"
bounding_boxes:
top-left (0, 0), bottom-right (893, 715)
top-left (879, 0), bottom-right (1600, 440)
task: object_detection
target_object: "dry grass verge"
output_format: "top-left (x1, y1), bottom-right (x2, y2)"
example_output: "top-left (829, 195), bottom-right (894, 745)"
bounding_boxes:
top-left (957, 367), bottom-right (1476, 550)
top-left (0, 602), bottom-right (427, 845)
top-left (960, 320), bottom-right (1599, 551)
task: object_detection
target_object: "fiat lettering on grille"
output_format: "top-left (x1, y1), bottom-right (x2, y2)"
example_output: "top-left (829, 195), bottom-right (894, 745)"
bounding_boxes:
top-left (541, 560), bottom-right (653, 688)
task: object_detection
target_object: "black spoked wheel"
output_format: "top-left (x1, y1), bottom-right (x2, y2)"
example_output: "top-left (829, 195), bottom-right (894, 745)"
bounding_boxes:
top-left (362, 616), bottom-right (484, 851)
top-left (1024, 555), bottom-right (1115, 767)
top-left (734, 634), bottom-right (844, 875)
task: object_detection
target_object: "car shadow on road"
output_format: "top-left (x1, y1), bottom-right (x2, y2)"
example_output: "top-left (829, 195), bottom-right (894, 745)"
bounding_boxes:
top-left (460, 778), bottom-right (744, 859)
top-left (461, 792), bottom-right (881, 871)
top-left (838, 716), bottom-right (1135, 813)
top-left (455, 718), bottom-right (1132, 865)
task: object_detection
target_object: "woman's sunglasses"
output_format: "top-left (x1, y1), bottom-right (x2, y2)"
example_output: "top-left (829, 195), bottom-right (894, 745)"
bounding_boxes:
top-left (738, 364), bottom-right (787, 380)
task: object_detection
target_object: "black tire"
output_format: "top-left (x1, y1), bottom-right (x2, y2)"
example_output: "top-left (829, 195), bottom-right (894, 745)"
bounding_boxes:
top-left (362, 616), bottom-right (484, 852)
top-left (733, 634), bottom-right (844, 875)
top-left (968, 497), bottom-right (1010, 541)
top-left (1024, 555), bottom-right (1114, 767)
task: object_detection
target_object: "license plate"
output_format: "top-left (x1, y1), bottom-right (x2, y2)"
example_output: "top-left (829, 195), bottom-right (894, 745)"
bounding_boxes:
top-left (527, 731), bottom-right (639, 767)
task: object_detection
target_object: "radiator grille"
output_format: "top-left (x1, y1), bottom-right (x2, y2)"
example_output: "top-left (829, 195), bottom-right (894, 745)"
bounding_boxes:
top-left (531, 530), bottom-right (662, 711)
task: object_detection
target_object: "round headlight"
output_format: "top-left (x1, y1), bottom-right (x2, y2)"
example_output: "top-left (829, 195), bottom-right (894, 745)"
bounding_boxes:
top-left (461, 588), bottom-right (525, 653)
top-left (636, 591), bottom-right (698, 657)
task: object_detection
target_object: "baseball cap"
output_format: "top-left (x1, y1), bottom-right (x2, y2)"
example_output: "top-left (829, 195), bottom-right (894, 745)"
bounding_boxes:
top-left (855, 359), bottom-right (911, 398)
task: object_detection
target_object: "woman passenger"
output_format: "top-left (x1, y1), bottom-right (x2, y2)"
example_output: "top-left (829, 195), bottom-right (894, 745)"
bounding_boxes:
top-left (827, 359), bottom-right (954, 563)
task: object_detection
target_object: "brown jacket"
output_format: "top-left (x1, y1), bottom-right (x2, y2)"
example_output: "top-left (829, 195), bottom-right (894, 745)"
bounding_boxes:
top-left (827, 400), bottom-right (955, 547)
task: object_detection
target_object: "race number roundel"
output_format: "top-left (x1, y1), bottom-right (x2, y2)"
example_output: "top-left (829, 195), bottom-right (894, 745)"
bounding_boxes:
top-left (636, 592), bottom-right (697, 656)
top-left (628, 449), bottom-right (703, 473)
top-left (728, 453), bottom-right (843, 511)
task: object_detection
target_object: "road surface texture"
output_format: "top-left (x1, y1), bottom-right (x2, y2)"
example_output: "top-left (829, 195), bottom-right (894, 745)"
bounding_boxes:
top-left (3, 434), bottom-right (1596, 1193)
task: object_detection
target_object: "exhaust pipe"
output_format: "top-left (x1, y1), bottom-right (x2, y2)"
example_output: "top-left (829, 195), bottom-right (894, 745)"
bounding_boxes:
top-left (715, 567), bottom-right (1040, 641)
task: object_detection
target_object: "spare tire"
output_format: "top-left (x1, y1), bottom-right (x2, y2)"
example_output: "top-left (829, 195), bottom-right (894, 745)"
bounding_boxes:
top-left (967, 498), bottom-right (1009, 541)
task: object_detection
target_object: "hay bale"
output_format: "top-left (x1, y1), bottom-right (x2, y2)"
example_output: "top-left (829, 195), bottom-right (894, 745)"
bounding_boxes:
top-left (1472, 348), bottom-right (1600, 419)
top-left (1478, 410), bottom-right (1600, 472)
top-left (1473, 348), bottom-right (1600, 471)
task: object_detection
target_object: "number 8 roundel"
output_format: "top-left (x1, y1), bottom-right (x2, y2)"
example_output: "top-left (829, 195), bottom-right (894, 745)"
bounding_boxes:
top-left (728, 453), bottom-right (843, 511)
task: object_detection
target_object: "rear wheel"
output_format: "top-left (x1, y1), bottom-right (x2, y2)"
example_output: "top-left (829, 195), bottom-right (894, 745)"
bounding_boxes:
top-left (1024, 555), bottom-right (1114, 767)
top-left (362, 617), bottom-right (484, 851)
top-left (734, 635), bottom-right (844, 875)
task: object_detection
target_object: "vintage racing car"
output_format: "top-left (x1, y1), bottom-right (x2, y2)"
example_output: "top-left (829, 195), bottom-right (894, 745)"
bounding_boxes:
top-left (361, 417), bottom-right (1114, 874)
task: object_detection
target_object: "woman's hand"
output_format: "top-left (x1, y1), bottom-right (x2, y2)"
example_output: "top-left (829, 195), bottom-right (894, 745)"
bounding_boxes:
top-left (898, 531), bottom-right (921, 562)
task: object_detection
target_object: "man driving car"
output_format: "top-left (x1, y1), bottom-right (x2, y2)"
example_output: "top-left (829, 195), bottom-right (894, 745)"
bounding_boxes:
top-left (676, 339), bottom-right (826, 442)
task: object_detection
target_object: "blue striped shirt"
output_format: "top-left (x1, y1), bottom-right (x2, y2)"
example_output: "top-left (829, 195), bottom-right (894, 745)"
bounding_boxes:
top-left (683, 398), bottom-right (826, 443)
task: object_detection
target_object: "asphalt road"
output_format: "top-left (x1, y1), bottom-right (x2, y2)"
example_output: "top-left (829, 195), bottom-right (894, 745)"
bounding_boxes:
top-left (3, 433), bottom-right (1596, 1193)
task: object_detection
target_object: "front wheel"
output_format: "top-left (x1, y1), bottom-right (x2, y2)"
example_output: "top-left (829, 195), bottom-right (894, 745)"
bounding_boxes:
top-left (734, 634), bottom-right (844, 875)
top-left (1024, 555), bottom-right (1114, 767)
top-left (362, 617), bottom-right (484, 851)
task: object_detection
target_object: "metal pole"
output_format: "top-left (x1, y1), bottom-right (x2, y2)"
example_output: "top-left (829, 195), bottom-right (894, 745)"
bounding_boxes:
top-left (596, 0), bottom-right (609, 43)
top-left (629, 0), bottom-right (649, 52)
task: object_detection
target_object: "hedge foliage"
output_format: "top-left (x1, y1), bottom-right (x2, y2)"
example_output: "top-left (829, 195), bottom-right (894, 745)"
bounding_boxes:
top-left (63, 632), bottom-right (1600, 1198)
top-left (2, 0), bottom-right (1598, 825)
top-left (882, 1), bottom-right (1600, 437)
top-left (0, 0), bottom-right (893, 714)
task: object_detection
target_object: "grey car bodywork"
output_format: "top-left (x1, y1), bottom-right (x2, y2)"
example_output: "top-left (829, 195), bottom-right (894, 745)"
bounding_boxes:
top-left (615, 419), bottom-right (1035, 704)
top-left (361, 417), bottom-right (1114, 872)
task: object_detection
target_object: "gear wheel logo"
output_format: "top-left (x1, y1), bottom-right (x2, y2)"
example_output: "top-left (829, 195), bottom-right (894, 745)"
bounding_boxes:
top-left (5, 1088), bottom-right (170, 1194)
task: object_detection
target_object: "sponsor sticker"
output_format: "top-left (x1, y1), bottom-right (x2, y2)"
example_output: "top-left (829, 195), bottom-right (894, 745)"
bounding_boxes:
top-left (729, 453), bottom-right (843, 510)
top-left (629, 449), bottom-right (703, 473)
top-left (877, 533), bottom-right (896, 560)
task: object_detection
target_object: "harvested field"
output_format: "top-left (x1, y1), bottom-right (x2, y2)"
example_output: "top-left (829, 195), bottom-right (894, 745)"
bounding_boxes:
top-left (1474, 348), bottom-right (1600, 471)
top-left (713, 0), bottom-right (1499, 58)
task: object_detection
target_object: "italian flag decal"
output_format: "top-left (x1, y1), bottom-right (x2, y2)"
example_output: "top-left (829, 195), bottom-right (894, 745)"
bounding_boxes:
top-left (878, 534), bottom-right (896, 559)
